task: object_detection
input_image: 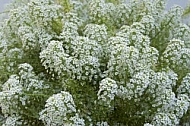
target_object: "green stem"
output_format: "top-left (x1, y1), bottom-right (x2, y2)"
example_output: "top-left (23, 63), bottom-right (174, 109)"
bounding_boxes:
top-left (23, 93), bottom-right (49, 98)
top-left (0, 10), bottom-right (10, 15)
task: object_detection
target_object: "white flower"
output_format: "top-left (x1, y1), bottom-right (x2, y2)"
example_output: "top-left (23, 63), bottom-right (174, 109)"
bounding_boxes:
top-left (152, 113), bottom-right (179, 126)
top-left (162, 39), bottom-right (190, 72)
top-left (144, 123), bottom-right (153, 126)
top-left (177, 73), bottom-right (190, 97)
top-left (69, 114), bottom-right (85, 126)
top-left (97, 78), bottom-right (118, 106)
top-left (96, 121), bottom-right (109, 126)
top-left (2, 114), bottom-right (22, 126)
top-left (84, 24), bottom-right (108, 44)
top-left (39, 91), bottom-right (78, 126)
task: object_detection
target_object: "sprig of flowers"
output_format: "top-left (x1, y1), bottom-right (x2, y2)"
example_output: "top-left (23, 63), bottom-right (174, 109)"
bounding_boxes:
top-left (0, 0), bottom-right (190, 125)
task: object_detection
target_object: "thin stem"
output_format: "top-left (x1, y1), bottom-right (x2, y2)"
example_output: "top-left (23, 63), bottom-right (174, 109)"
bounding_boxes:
top-left (0, 10), bottom-right (10, 15)
top-left (23, 93), bottom-right (49, 98)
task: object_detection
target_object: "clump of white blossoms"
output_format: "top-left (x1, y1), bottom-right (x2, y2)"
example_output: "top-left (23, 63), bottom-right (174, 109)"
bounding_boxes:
top-left (39, 91), bottom-right (85, 126)
top-left (0, 0), bottom-right (190, 125)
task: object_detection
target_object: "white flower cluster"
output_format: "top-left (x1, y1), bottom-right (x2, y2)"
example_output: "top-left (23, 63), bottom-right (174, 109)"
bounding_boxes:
top-left (97, 78), bottom-right (118, 107)
top-left (17, 26), bottom-right (36, 50)
top-left (177, 73), bottom-right (190, 97)
top-left (106, 23), bottom-right (159, 85)
top-left (162, 39), bottom-right (190, 72)
top-left (0, 0), bottom-right (190, 125)
top-left (151, 113), bottom-right (178, 126)
top-left (144, 69), bottom-right (177, 107)
top-left (39, 91), bottom-right (84, 126)
top-left (4, 48), bottom-right (23, 72)
top-left (88, 0), bottom-right (115, 26)
top-left (38, 8), bottom-right (108, 82)
top-left (2, 114), bottom-right (22, 126)
top-left (1, 0), bottom-right (62, 51)
top-left (0, 75), bottom-right (22, 116)
top-left (173, 23), bottom-right (190, 47)
top-left (107, 44), bottom-right (139, 81)
top-left (84, 24), bottom-right (108, 45)
top-left (96, 121), bottom-right (109, 126)
top-left (64, 12), bottom-right (84, 27)
top-left (40, 37), bottom-right (102, 82)
top-left (115, 3), bottom-right (130, 26)
top-left (143, 69), bottom-right (190, 125)
top-left (0, 63), bottom-right (49, 125)
top-left (117, 0), bottom-right (167, 25)
top-left (115, 69), bottom-right (153, 101)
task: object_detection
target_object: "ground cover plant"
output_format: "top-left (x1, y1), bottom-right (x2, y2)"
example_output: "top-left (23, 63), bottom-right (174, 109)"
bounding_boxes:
top-left (0, 0), bottom-right (190, 125)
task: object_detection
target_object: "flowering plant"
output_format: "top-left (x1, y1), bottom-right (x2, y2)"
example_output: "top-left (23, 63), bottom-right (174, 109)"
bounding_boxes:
top-left (0, 0), bottom-right (190, 125)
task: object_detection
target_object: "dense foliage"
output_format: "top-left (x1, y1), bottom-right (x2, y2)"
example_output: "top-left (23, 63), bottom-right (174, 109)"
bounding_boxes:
top-left (0, 0), bottom-right (190, 125)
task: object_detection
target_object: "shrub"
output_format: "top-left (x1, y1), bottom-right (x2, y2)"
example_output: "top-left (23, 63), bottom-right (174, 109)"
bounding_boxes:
top-left (0, 0), bottom-right (190, 125)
